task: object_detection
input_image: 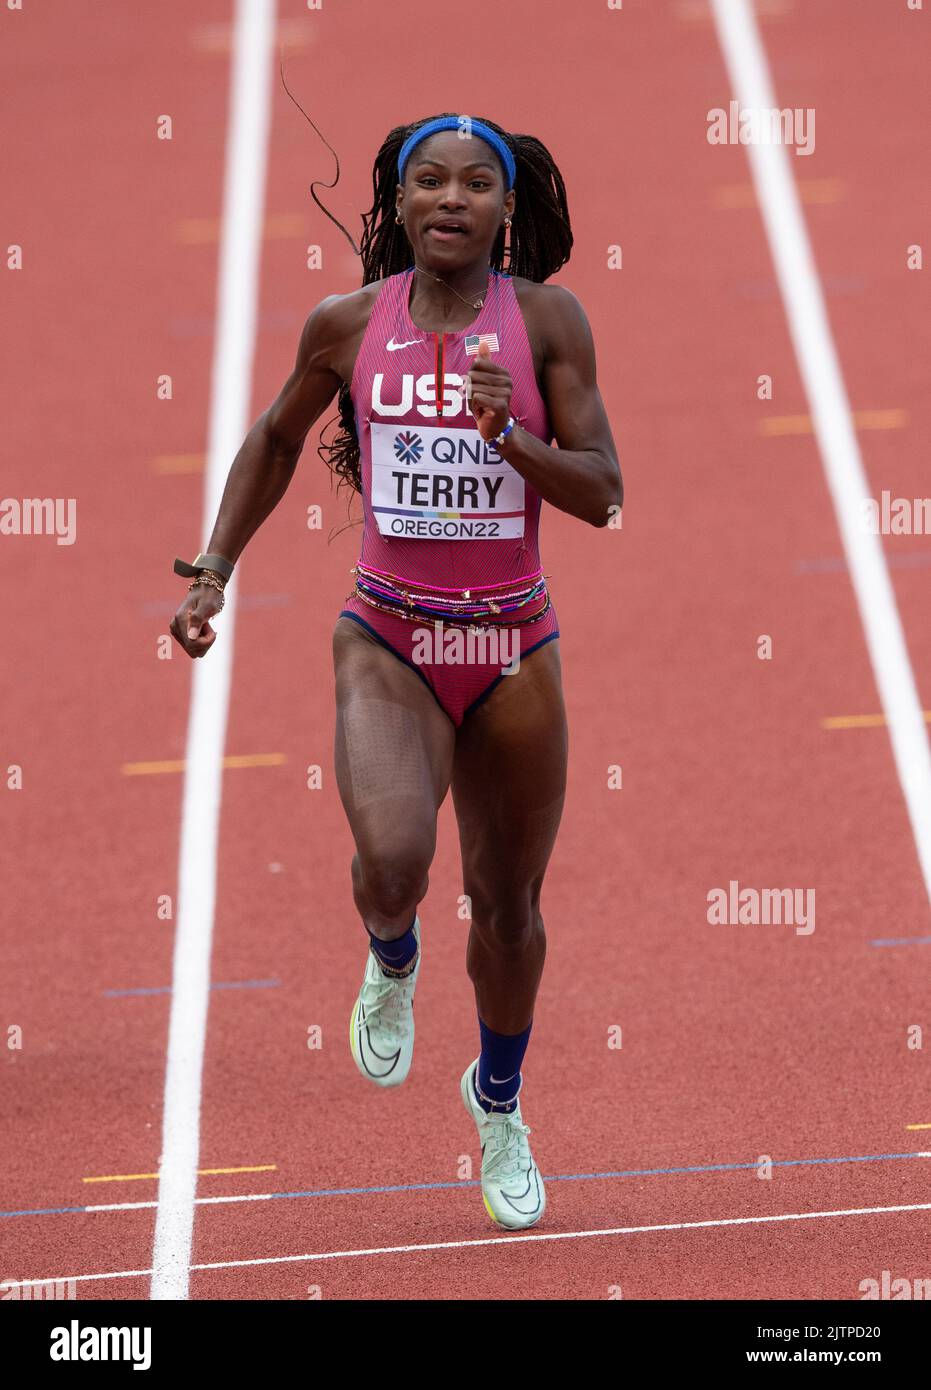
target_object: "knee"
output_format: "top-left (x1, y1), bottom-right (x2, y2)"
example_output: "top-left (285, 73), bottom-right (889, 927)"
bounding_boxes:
top-left (356, 847), bottom-right (430, 921)
top-left (468, 890), bottom-right (543, 953)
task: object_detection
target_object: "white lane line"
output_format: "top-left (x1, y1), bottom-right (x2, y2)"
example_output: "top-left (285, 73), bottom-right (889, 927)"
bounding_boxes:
top-left (710, 0), bottom-right (931, 905)
top-left (12, 1200), bottom-right (931, 1287)
top-left (149, 0), bottom-right (276, 1301)
top-left (95, 1194), bottom-right (274, 1213)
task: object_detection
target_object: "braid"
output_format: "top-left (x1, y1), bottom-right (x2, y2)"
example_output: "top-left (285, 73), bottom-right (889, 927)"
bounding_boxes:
top-left (318, 113), bottom-right (572, 496)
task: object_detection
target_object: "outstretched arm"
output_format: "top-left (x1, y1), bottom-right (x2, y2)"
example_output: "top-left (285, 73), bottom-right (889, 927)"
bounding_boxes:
top-left (171, 295), bottom-right (346, 657)
top-left (202, 295), bottom-right (345, 565)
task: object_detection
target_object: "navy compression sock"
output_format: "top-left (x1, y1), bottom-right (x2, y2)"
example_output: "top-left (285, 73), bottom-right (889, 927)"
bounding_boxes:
top-left (366, 917), bottom-right (418, 977)
top-left (474, 1018), bottom-right (532, 1114)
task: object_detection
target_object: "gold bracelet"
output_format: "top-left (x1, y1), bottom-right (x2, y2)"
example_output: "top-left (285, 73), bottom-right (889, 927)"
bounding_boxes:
top-left (187, 572), bottom-right (226, 610)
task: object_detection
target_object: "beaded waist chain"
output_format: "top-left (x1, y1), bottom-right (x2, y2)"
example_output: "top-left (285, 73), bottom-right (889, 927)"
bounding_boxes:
top-left (349, 561), bottom-right (552, 631)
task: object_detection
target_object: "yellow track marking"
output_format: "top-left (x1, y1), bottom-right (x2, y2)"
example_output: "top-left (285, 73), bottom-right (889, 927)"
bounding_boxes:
top-left (822, 713), bottom-right (931, 731)
top-left (714, 178), bottom-right (844, 209)
top-left (190, 20), bottom-right (312, 54)
top-left (83, 1165), bottom-right (277, 1185)
top-left (174, 212), bottom-right (306, 244)
top-left (222, 753), bottom-right (286, 769)
top-left (122, 753), bottom-right (286, 776)
top-left (198, 1166), bottom-right (278, 1177)
top-left (153, 454), bottom-right (205, 475)
top-left (761, 408), bottom-right (908, 437)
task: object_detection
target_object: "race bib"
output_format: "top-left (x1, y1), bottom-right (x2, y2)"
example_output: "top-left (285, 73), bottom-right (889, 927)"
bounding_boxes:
top-left (370, 422), bottom-right (525, 540)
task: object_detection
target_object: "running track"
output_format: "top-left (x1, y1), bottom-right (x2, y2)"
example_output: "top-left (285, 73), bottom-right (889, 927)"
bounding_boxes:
top-left (3, 0), bottom-right (930, 1301)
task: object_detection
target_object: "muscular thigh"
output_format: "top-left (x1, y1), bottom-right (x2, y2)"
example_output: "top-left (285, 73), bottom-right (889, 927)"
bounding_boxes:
top-left (332, 618), bottom-right (455, 860)
top-left (451, 639), bottom-right (568, 902)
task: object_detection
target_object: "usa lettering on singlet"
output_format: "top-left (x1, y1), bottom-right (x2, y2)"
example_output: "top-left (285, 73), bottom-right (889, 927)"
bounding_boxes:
top-left (352, 269), bottom-right (551, 546)
top-left (368, 369), bottom-right (526, 541)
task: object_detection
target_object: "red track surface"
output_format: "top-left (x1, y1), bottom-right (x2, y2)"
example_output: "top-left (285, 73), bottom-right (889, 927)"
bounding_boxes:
top-left (3, 0), bottom-right (930, 1301)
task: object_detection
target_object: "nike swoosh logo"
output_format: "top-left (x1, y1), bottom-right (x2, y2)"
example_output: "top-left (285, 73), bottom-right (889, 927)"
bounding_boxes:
top-left (489, 1071), bottom-right (519, 1085)
top-left (501, 1165), bottom-right (544, 1217)
top-left (386, 337), bottom-right (424, 351)
top-left (354, 1000), bottom-right (401, 1078)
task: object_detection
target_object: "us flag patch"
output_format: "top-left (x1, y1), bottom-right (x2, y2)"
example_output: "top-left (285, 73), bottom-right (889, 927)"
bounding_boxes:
top-left (464, 333), bottom-right (499, 356)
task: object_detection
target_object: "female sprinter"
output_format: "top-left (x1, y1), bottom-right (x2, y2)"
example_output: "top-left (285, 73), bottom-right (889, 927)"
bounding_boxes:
top-left (170, 114), bottom-right (622, 1231)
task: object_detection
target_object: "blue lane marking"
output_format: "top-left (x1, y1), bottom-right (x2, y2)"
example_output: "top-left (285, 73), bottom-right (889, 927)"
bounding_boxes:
top-left (870, 936), bottom-right (931, 948)
top-left (258, 1150), bottom-right (926, 1200)
top-left (103, 979), bottom-right (282, 998)
top-left (545, 1151), bottom-right (921, 1180)
top-left (0, 1205), bottom-right (88, 1218)
top-left (103, 986), bottom-right (173, 997)
top-left (263, 1180), bottom-right (482, 1200)
top-left (795, 556), bottom-right (848, 574)
top-left (3, 1151), bottom-right (926, 1220)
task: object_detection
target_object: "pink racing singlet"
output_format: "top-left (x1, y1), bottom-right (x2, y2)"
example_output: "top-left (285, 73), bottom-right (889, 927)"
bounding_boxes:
top-left (339, 267), bottom-right (560, 725)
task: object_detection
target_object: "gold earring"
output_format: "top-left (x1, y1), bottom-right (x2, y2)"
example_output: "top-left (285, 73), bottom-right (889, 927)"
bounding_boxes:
top-left (396, 211), bottom-right (404, 224)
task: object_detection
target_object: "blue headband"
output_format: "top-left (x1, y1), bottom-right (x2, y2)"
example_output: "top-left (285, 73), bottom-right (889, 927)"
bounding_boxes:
top-left (397, 117), bottom-right (516, 190)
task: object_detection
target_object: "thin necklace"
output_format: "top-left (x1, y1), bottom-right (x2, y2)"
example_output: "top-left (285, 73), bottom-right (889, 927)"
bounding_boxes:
top-left (412, 263), bottom-right (491, 310)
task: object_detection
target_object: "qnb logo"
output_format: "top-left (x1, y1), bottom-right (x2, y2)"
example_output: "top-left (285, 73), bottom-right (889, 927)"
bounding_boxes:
top-left (394, 430), bottom-right (424, 466)
top-left (372, 372), bottom-right (469, 419)
top-left (49, 1320), bottom-right (152, 1371)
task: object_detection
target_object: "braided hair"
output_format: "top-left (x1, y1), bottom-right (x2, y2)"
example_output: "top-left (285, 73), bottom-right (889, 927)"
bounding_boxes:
top-left (317, 113), bottom-right (573, 496)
